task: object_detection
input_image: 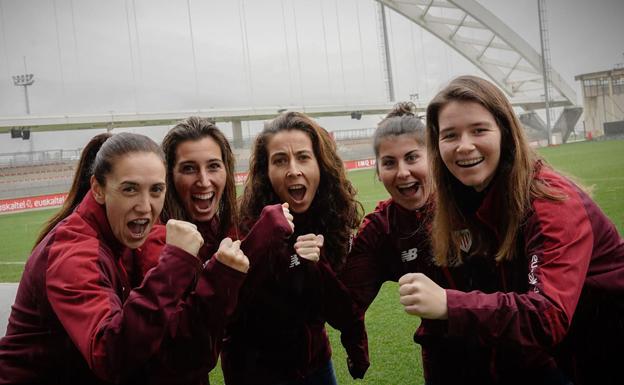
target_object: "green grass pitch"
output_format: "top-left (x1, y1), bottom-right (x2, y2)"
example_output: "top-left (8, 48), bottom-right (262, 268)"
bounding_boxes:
top-left (0, 139), bottom-right (622, 384)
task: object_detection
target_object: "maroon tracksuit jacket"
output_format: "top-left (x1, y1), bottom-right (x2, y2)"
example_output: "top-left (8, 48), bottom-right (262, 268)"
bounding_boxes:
top-left (341, 166), bottom-right (624, 385)
top-left (339, 198), bottom-right (437, 311)
top-left (221, 205), bottom-right (369, 385)
top-left (0, 191), bottom-right (245, 384)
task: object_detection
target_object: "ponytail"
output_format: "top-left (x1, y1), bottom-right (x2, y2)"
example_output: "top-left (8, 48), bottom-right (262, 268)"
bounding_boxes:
top-left (373, 101), bottom-right (426, 159)
top-left (34, 133), bottom-right (111, 246)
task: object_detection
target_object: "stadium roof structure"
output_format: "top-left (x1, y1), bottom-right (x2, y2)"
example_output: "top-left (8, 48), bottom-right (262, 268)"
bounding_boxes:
top-left (1, 0), bottom-right (579, 134)
top-left (379, 0), bottom-right (577, 107)
top-left (0, 104), bottom-right (400, 133)
top-left (0, 97), bottom-right (572, 134)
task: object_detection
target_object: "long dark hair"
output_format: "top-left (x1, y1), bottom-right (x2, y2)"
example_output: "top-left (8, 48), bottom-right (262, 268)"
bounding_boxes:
top-left (426, 75), bottom-right (562, 265)
top-left (35, 132), bottom-right (164, 246)
top-left (160, 116), bottom-right (237, 237)
top-left (239, 111), bottom-right (363, 270)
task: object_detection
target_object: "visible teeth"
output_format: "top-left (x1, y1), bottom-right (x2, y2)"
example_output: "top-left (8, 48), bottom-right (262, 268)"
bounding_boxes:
top-left (131, 219), bottom-right (148, 225)
top-left (457, 158), bottom-right (483, 166)
top-left (288, 185), bottom-right (305, 191)
top-left (398, 182), bottom-right (418, 189)
top-left (193, 192), bottom-right (214, 200)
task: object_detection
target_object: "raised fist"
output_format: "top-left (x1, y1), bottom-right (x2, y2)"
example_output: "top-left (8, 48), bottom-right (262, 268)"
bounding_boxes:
top-left (166, 219), bottom-right (204, 258)
top-left (282, 202), bottom-right (295, 232)
top-left (294, 233), bottom-right (324, 262)
top-left (398, 273), bottom-right (448, 320)
top-left (215, 238), bottom-right (250, 273)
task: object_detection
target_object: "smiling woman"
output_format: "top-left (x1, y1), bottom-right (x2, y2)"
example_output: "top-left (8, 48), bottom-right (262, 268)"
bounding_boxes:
top-left (0, 132), bottom-right (238, 384)
top-left (394, 75), bottom-right (624, 385)
top-left (338, 102), bottom-right (439, 382)
top-left (161, 117), bottom-right (237, 236)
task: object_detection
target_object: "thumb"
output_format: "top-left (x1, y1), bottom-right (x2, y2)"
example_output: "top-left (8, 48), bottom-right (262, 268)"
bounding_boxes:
top-left (220, 237), bottom-right (233, 249)
top-left (316, 234), bottom-right (324, 247)
top-left (282, 202), bottom-right (289, 209)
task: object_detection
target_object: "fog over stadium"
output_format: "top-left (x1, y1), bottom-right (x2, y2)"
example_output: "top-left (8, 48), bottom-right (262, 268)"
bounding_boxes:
top-left (0, 0), bottom-right (622, 154)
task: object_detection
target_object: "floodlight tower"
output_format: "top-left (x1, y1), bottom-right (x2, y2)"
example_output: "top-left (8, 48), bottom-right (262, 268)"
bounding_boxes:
top-left (12, 73), bottom-right (35, 114)
top-left (538, 0), bottom-right (553, 145)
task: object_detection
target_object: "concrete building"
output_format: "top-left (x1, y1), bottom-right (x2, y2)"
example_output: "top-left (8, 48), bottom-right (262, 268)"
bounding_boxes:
top-left (575, 67), bottom-right (624, 137)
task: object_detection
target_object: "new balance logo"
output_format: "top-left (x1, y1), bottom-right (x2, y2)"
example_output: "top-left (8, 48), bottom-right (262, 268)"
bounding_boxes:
top-left (401, 248), bottom-right (418, 262)
top-left (289, 254), bottom-right (300, 268)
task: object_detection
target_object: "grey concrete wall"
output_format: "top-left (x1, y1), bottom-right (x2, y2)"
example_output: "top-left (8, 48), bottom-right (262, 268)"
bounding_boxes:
top-left (0, 283), bottom-right (18, 336)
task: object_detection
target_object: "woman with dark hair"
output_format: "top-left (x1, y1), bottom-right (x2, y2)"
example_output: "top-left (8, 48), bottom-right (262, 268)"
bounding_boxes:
top-left (159, 116), bottom-right (244, 265)
top-left (150, 116), bottom-right (300, 384)
top-left (398, 75), bottom-right (624, 384)
top-left (338, 102), bottom-right (440, 372)
top-left (221, 111), bottom-right (369, 384)
top-left (0, 132), bottom-right (247, 384)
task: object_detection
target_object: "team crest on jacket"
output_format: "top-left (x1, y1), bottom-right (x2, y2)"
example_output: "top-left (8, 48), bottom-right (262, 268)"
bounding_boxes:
top-left (401, 248), bottom-right (418, 262)
top-left (456, 229), bottom-right (472, 253)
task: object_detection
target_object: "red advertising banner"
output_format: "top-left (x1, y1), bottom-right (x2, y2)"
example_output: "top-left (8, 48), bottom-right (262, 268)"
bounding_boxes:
top-left (235, 172), bottom-right (248, 185)
top-left (343, 158), bottom-right (376, 170)
top-left (0, 193), bottom-right (67, 214)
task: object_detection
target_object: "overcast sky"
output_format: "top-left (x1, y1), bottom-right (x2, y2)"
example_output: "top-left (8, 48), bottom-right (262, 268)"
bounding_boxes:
top-left (0, 0), bottom-right (623, 153)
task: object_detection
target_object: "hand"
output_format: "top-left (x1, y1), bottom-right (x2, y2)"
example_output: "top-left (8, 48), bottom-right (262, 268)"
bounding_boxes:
top-left (347, 356), bottom-right (369, 379)
top-left (398, 273), bottom-right (448, 320)
top-left (215, 238), bottom-right (249, 273)
top-left (166, 219), bottom-right (204, 257)
top-left (294, 233), bottom-right (324, 263)
top-left (282, 202), bottom-right (294, 232)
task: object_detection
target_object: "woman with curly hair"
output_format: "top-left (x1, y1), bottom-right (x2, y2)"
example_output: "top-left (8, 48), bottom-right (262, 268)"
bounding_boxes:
top-left (221, 111), bottom-right (369, 385)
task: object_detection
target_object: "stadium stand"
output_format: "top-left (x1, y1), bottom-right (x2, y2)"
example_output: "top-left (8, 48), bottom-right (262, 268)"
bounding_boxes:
top-left (0, 136), bottom-right (375, 201)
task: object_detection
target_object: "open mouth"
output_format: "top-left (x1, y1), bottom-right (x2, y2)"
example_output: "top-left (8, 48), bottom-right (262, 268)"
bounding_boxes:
top-left (191, 191), bottom-right (215, 213)
top-left (127, 218), bottom-right (150, 239)
top-left (397, 181), bottom-right (421, 197)
top-left (456, 157), bottom-right (484, 168)
top-left (288, 184), bottom-right (306, 201)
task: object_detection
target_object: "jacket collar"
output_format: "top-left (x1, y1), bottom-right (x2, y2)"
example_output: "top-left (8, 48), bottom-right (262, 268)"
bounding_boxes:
top-left (75, 189), bottom-right (126, 257)
top-left (474, 177), bottom-right (505, 242)
top-left (196, 218), bottom-right (222, 262)
top-left (384, 198), bottom-right (433, 235)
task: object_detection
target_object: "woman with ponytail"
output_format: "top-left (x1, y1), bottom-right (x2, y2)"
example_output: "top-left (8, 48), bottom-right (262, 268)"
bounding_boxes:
top-left (338, 102), bottom-right (440, 377)
top-left (0, 132), bottom-right (246, 384)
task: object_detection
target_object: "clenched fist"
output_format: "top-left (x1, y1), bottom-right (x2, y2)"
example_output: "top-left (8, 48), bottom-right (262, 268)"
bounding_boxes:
top-left (166, 219), bottom-right (204, 258)
top-left (294, 234), bottom-right (324, 262)
top-left (215, 238), bottom-right (250, 273)
top-left (398, 273), bottom-right (448, 320)
top-left (282, 202), bottom-right (295, 232)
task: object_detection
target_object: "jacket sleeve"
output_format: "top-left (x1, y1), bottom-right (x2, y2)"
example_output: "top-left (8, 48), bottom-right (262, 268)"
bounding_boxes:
top-left (46, 230), bottom-right (201, 383)
top-left (338, 214), bottom-right (386, 311)
top-left (446, 186), bottom-right (593, 350)
top-left (153, 256), bottom-right (247, 377)
top-left (319, 260), bottom-right (370, 378)
top-left (239, 203), bottom-right (294, 271)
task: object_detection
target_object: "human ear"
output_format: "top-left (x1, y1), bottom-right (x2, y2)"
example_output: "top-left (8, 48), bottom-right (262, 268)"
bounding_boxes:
top-left (90, 175), bottom-right (105, 204)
